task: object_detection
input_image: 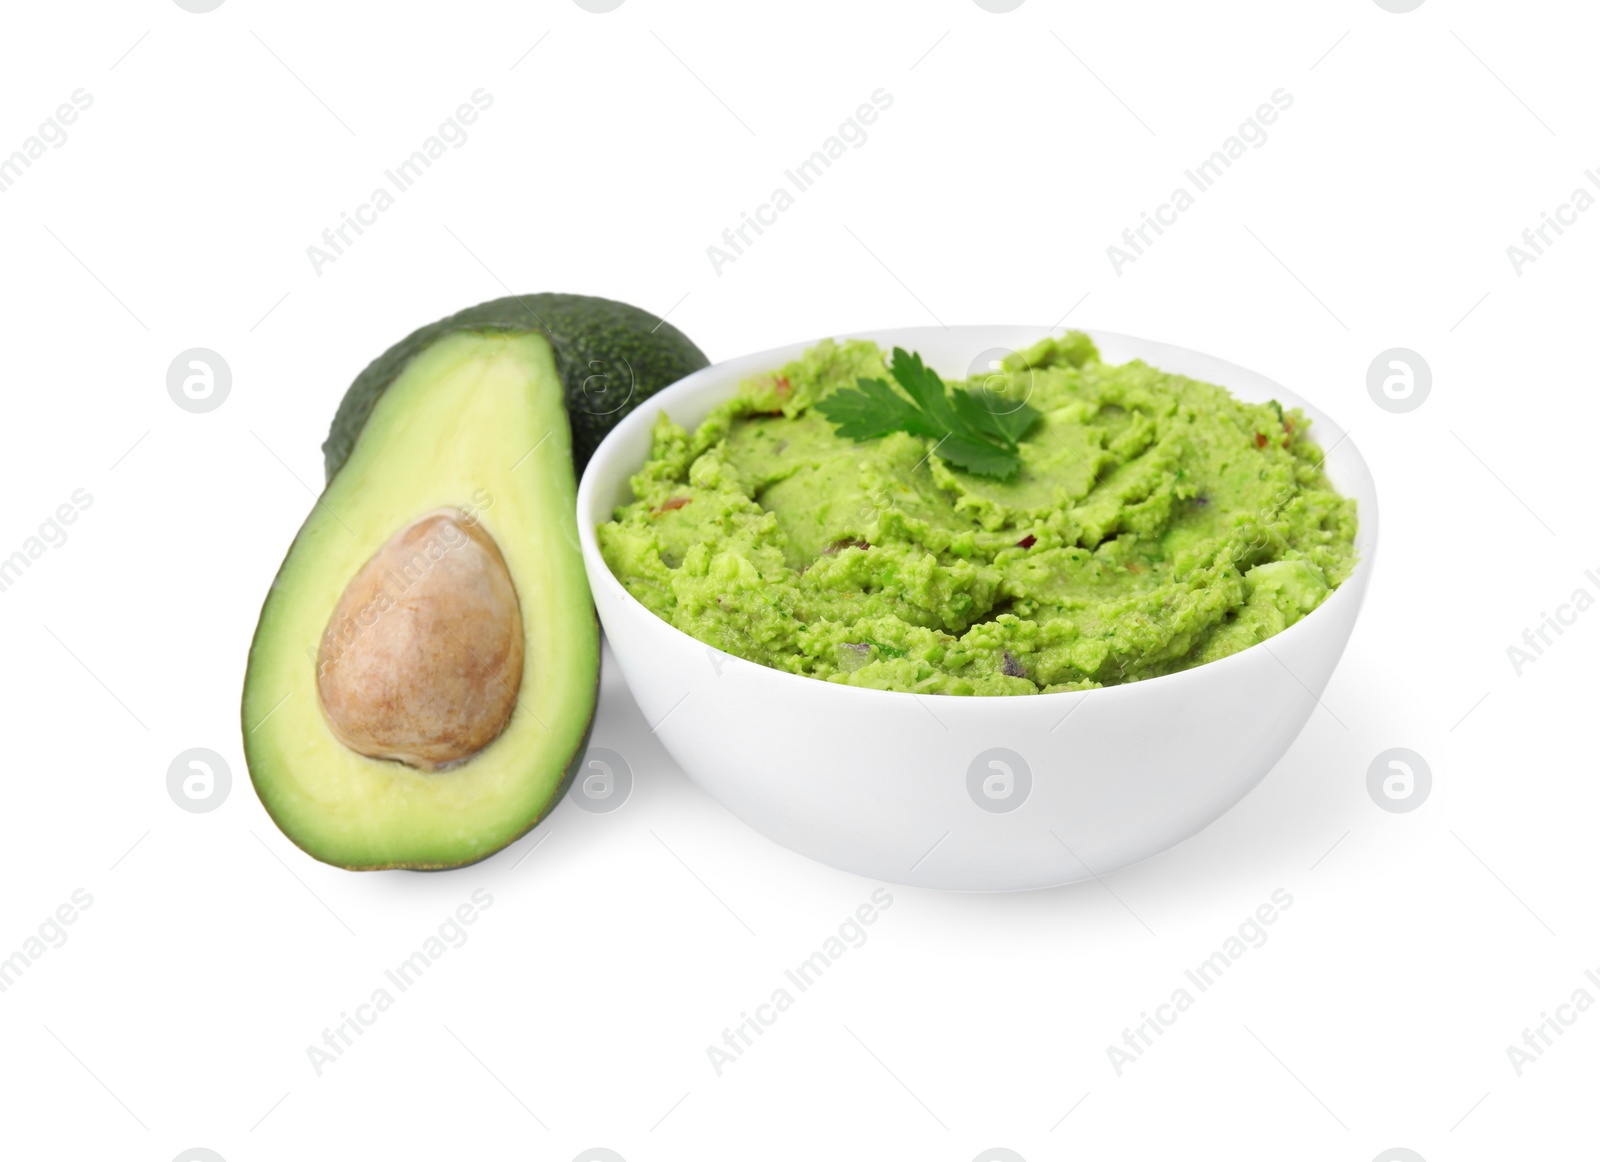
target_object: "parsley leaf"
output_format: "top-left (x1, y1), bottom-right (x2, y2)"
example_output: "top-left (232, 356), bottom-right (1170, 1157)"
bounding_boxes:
top-left (933, 432), bottom-right (1026, 478)
top-left (980, 391), bottom-right (1044, 445)
top-left (949, 386), bottom-right (1038, 449)
top-left (816, 376), bottom-right (936, 440)
top-left (815, 346), bottom-right (1040, 479)
top-left (887, 348), bottom-right (959, 432)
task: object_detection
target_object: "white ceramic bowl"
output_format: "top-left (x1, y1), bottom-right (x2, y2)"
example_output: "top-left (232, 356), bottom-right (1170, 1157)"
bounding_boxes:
top-left (577, 327), bottom-right (1377, 891)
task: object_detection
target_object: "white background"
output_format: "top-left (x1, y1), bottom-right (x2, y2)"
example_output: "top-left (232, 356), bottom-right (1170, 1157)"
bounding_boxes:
top-left (1, 1), bottom-right (1595, 1159)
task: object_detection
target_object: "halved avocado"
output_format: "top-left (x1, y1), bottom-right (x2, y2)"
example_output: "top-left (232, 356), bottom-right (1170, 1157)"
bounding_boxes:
top-left (242, 295), bottom-right (708, 869)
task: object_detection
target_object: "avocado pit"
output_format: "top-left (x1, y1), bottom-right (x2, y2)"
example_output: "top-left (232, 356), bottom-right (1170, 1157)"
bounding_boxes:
top-left (317, 508), bottom-right (524, 771)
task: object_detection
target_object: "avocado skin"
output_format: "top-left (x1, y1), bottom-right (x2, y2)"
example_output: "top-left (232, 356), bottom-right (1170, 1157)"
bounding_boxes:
top-left (321, 293), bottom-right (710, 482)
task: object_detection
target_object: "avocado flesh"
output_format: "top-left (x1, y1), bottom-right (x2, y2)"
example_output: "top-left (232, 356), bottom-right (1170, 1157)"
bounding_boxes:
top-left (322, 293), bottom-right (711, 479)
top-left (243, 331), bottom-right (598, 870)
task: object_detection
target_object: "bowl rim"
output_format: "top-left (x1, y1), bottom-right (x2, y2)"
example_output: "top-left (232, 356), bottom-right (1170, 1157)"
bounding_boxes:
top-left (576, 324), bottom-right (1378, 707)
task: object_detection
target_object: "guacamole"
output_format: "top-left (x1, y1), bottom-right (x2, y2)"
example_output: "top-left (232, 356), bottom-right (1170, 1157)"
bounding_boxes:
top-left (597, 334), bottom-right (1357, 695)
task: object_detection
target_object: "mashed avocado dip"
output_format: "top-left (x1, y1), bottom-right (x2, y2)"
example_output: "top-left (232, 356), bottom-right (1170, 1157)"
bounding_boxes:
top-left (597, 334), bottom-right (1357, 695)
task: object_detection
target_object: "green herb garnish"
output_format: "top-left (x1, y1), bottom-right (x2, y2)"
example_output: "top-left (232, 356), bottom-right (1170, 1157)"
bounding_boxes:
top-left (816, 347), bottom-right (1039, 480)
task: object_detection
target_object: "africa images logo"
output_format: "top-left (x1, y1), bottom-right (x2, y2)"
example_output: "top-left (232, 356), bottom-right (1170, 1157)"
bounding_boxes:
top-left (967, 747), bottom-right (1032, 813)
